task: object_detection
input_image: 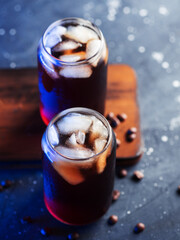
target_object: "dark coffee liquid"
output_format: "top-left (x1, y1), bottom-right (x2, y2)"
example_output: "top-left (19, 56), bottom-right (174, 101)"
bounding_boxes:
top-left (43, 142), bottom-right (116, 225)
top-left (38, 58), bottom-right (107, 125)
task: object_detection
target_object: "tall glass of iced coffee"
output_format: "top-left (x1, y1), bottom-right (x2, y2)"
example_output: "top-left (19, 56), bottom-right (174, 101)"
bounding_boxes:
top-left (38, 18), bottom-right (108, 125)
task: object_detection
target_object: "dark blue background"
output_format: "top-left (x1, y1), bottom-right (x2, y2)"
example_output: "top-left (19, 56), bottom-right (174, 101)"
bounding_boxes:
top-left (1, 0), bottom-right (180, 239)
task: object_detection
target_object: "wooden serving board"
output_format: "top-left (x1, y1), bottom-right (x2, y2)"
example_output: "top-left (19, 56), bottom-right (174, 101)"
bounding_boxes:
top-left (0, 64), bottom-right (143, 165)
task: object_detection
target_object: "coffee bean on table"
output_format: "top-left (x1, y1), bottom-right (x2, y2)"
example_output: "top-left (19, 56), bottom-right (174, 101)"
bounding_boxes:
top-left (133, 171), bottom-right (144, 181)
top-left (134, 222), bottom-right (145, 233)
top-left (106, 112), bottom-right (115, 121)
top-left (5, 180), bottom-right (12, 187)
top-left (110, 117), bottom-right (120, 128)
top-left (112, 190), bottom-right (120, 201)
top-left (126, 133), bottom-right (136, 142)
top-left (127, 127), bottom-right (137, 134)
top-left (108, 215), bottom-right (118, 225)
top-left (126, 127), bottom-right (137, 142)
top-left (117, 113), bottom-right (127, 122)
top-left (67, 232), bottom-right (80, 240)
top-left (106, 112), bottom-right (120, 128)
top-left (118, 169), bottom-right (127, 178)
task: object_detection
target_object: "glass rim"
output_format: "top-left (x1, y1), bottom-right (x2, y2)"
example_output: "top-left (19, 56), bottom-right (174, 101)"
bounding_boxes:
top-left (45, 107), bottom-right (113, 162)
top-left (42, 17), bottom-right (104, 66)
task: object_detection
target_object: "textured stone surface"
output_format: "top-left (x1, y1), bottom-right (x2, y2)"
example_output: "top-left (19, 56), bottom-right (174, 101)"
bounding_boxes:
top-left (1, 0), bottom-right (180, 239)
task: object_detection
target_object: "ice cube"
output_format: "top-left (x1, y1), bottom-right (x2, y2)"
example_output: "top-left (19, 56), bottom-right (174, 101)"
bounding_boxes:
top-left (52, 40), bottom-right (81, 52)
top-left (55, 146), bottom-right (94, 159)
top-left (94, 138), bottom-right (107, 154)
top-left (45, 34), bottom-right (61, 49)
top-left (65, 133), bottom-right (77, 147)
top-left (48, 125), bottom-right (59, 146)
top-left (86, 39), bottom-right (101, 67)
top-left (52, 157), bottom-right (84, 185)
top-left (65, 25), bottom-right (98, 43)
top-left (96, 150), bottom-right (107, 174)
top-left (60, 65), bottom-right (92, 78)
top-left (76, 131), bottom-right (86, 145)
top-left (57, 113), bottom-right (92, 135)
top-left (45, 25), bottom-right (66, 48)
top-left (59, 54), bottom-right (81, 62)
top-left (89, 116), bottom-right (108, 143)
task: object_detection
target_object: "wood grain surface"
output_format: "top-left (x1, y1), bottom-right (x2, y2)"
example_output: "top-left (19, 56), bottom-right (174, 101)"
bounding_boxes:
top-left (0, 65), bottom-right (143, 164)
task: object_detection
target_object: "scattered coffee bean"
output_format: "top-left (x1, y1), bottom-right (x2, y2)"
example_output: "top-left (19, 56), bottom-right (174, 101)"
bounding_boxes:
top-left (106, 112), bottom-right (115, 121)
top-left (118, 169), bottom-right (127, 178)
top-left (40, 227), bottom-right (52, 236)
top-left (21, 216), bottom-right (33, 224)
top-left (133, 171), bottom-right (144, 181)
top-left (1, 180), bottom-right (12, 188)
top-left (5, 180), bottom-right (12, 187)
top-left (127, 127), bottom-right (137, 134)
top-left (112, 190), bottom-right (120, 201)
top-left (134, 222), bottom-right (145, 233)
top-left (128, 127), bottom-right (137, 134)
top-left (106, 112), bottom-right (120, 128)
top-left (110, 117), bottom-right (120, 128)
top-left (117, 113), bottom-right (127, 122)
top-left (177, 185), bottom-right (180, 194)
top-left (108, 215), bottom-right (118, 225)
top-left (0, 185), bottom-right (3, 192)
top-left (67, 232), bottom-right (80, 240)
top-left (116, 138), bottom-right (121, 148)
top-left (126, 133), bottom-right (136, 142)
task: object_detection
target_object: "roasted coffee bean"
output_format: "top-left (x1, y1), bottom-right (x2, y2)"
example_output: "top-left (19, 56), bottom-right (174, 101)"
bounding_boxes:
top-left (112, 190), bottom-right (120, 201)
top-left (110, 118), bottom-right (120, 128)
top-left (116, 138), bottom-right (121, 148)
top-left (118, 169), bottom-right (127, 178)
top-left (127, 127), bottom-right (137, 135)
top-left (106, 112), bottom-right (120, 128)
top-left (106, 112), bottom-right (115, 121)
top-left (133, 171), bottom-right (144, 181)
top-left (21, 216), bottom-right (33, 224)
top-left (108, 215), bottom-right (118, 225)
top-left (5, 180), bottom-right (12, 187)
top-left (67, 232), bottom-right (80, 240)
top-left (40, 227), bottom-right (52, 236)
top-left (117, 113), bottom-right (127, 122)
top-left (126, 133), bottom-right (136, 142)
top-left (1, 180), bottom-right (12, 188)
top-left (134, 222), bottom-right (145, 233)
top-left (0, 185), bottom-right (3, 192)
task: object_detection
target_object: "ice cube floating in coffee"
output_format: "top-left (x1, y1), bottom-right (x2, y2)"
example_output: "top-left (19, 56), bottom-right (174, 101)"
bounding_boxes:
top-left (44, 22), bottom-right (107, 67)
top-left (38, 18), bottom-right (108, 125)
top-left (40, 18), bottom-right (107, 80)
top-left (42, 108), bottom-right (113, 185)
